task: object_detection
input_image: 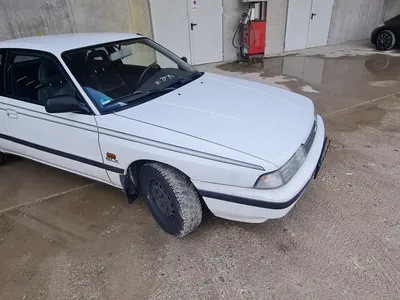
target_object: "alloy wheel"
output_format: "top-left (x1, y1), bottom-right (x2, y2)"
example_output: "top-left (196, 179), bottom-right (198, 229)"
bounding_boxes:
top-left (377, 32), bottom-right (393, 50)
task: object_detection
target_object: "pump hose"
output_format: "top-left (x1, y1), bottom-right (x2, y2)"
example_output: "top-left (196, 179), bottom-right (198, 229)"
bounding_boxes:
top-left (232, 12), bottom-right (257, 50)
top-left (232, 18), bottom-right (245, 49)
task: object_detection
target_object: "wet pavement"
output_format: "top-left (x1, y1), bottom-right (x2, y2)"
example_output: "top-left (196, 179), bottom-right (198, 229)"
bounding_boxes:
top-left (1, 47), bottom-right (400, 299)
top-left (202, 52), bottom-right (400, 116)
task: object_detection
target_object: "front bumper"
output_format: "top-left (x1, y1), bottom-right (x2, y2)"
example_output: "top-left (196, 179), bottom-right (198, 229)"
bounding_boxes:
top-left (194, 115), bottom-right (327, 223)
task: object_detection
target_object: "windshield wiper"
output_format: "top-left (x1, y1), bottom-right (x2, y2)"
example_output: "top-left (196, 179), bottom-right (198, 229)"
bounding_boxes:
top-left (103, 87), bottom-right (176, 107)
top-left (131, 72), bottom-right (202, 96)
top-left (178, 71), bottom-right (203, 85)
top-left (103, 72), bottom-right (203, 108)
top-left (133, 86), bottom-right (177, 96)
top-left (135, 72), bottom-right (203, 95)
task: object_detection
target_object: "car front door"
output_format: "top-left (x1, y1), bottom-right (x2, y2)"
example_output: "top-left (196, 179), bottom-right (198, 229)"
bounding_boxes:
top-left (2, 50), bottom-right (112, 183)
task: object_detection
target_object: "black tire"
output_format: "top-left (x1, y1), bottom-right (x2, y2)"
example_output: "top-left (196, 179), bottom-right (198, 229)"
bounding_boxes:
top-left (375, 30), bottom-right (396, 51)
top-left (139, 162), bottom-right (202, 237)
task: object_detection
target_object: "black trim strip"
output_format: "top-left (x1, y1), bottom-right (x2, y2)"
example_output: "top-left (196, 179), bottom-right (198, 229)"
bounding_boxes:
top-left (16, 111), bottom-right (97, 133)
top-left (200, 134), bottom-right (329, 210)
top-left (0, 101), bottom-right (96, 127)
top-left (0, 133), bottom-right (124, 174)
top-left (199, 179), bottom-right (310, 210)
top-left (98, 127), bottom-right (265, 171)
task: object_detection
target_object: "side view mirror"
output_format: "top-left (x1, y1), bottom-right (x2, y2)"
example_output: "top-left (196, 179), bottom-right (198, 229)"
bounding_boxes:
top-left (45, 95), bottom-right (89, 114)
top-left (181, 56), bottom-right (188, 63)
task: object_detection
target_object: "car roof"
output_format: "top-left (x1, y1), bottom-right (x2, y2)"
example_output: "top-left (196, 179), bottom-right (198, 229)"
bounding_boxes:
top-left (0, 32), bottom-right (142, 55)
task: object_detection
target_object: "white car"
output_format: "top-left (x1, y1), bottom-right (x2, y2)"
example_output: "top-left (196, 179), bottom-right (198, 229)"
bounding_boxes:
top-left (0, 33), bottom-right (328, 237)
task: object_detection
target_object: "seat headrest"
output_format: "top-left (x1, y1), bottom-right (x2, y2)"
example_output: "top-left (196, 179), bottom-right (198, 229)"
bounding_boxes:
top-left (38, 62), bottom-right (64, 84)
top-left (87, 50), bottom-right (111, 71)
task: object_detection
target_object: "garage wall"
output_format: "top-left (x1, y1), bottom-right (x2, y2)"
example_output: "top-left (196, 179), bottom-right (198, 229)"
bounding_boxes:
top-left (0, 0), bottom-right (250, 62)
top-left (0, 0), bottom-right (75, 40)
top-left (2, 0), bottom-right (396, 61)
top-left (0, 0), bottom-right (152, 41)
top-left (265, 0), bottom-right (288, 55)
top-left (327, 0), bottom-right (385, 45)
top-left (382, 0), bottom-right (400, 21)
top-left (222, 0), bottom-right (247, 61)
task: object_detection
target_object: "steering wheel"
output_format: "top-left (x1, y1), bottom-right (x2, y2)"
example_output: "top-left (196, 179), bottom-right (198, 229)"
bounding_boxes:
top-left (138, 63), bottom-right (161, 87)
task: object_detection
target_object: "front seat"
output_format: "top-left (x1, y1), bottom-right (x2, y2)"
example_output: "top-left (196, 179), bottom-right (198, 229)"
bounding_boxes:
top-left (86, 50), bottom-right (132, 99)
top-left (37, 62), bottom-right (75, 105)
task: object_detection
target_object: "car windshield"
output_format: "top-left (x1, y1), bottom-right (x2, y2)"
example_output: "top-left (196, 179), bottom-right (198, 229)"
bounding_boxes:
top-left (62, 38), bottom-right (201, 113)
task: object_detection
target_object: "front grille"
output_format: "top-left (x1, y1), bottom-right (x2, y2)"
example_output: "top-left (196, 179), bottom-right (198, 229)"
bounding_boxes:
top-left (304, 121), bottom-right (317, 153)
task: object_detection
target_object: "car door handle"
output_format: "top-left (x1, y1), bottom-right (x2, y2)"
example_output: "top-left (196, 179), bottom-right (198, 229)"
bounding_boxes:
top-left (311, 13), bottom-right (316, 19)
top-left (6, 109), bottom-right (18, 119)
top-left (191, 23), bottom-right (197, 30)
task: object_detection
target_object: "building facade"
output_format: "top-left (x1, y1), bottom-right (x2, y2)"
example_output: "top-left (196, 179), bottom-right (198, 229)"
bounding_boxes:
top-left (0, 0), bottom-right (399, 65)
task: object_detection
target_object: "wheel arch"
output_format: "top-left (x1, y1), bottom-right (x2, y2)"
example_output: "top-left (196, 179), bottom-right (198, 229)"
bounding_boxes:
top-left (120, 159), bottom-right (195, 204)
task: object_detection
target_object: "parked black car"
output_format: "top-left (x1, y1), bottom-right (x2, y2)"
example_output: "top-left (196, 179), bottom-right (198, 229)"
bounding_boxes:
top-left (371, 14), bottom-right (400, 51)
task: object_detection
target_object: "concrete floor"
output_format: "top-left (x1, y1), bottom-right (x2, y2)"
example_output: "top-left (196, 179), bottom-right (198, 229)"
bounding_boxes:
top-left (1, 45), bottom-right (400, 300)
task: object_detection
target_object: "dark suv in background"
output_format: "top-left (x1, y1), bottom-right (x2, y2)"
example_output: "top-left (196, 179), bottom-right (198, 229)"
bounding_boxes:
top-left (371, 14), bottom-right (400, 51)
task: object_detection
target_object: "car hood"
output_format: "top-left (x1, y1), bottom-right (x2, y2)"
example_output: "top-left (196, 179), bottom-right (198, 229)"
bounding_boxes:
top-left (115, 72), bottom-right (315, 167)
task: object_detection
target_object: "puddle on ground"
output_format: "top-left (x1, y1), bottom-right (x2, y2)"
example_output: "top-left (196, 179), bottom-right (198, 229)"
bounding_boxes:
top-left (217, 53), bottom-right (400, 89)
top-left (213, 53), bottom-right (400, 117)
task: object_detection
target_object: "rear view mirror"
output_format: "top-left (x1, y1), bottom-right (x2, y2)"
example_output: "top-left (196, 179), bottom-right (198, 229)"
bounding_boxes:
top-left (45, 95), bottom-right (88, 114)
top-left (181, 56), bottom-right (188, 63)
top-left (110, 47), bottom-right (133, 61)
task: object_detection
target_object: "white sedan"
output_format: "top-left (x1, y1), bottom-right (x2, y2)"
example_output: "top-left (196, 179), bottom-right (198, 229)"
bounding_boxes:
top-left (0, 33), bottom-right (328, 237)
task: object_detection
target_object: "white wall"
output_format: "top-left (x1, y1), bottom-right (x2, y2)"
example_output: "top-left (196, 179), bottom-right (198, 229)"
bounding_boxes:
top-left (327, 0), bottom-right (385, 45)
top-left (222, 0), bottom-right (247, 61)
top-left (265, 0), bottom-right (288, 55)
top-left (219, 0), bottom-right (400, 57)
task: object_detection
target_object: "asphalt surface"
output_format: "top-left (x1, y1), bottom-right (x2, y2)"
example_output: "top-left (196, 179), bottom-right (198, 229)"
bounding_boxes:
top-left (1, 46), bottom-right (400, 300)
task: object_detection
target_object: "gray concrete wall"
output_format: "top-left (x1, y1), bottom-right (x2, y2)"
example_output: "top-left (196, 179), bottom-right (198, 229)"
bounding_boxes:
top-left (0, 0), bottom-right (152, 41)
top-left (222, 0), bottom-right (247, 61)
top-left (327, 0), bottom-right (385, 45)
top-left (0, 0), bottom-right (245, 62)
top-left (0, 0), bottom-right (76, 40)
top-left (382, 0), bottom-right (400, 21)
top-left (265, 0), bottom-right (288, 55)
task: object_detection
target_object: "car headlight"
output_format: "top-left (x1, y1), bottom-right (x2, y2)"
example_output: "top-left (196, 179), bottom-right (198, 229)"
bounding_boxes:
top-left (378, 23), bottom-right (385, 28)
top-left (254, 145), bottom-right (307, 189)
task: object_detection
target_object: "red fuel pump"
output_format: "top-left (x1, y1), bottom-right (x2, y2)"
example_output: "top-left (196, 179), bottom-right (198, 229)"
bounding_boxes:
top-left (233, 2), bottom-right (267, 61)
top-left (244, 20), bottom-right (266, 55)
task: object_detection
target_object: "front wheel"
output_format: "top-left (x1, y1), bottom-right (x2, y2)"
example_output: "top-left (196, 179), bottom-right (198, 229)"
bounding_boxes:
top-left (375, 30), bottom-right (396, 51)
top-left (139, 162), bottom-right (202, 237)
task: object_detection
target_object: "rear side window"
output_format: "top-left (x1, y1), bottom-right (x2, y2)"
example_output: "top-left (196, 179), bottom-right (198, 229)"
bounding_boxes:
top-left (5, 52), bottom-right (75, 106)
top-left (14, 55), bottom-right (39, 63)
